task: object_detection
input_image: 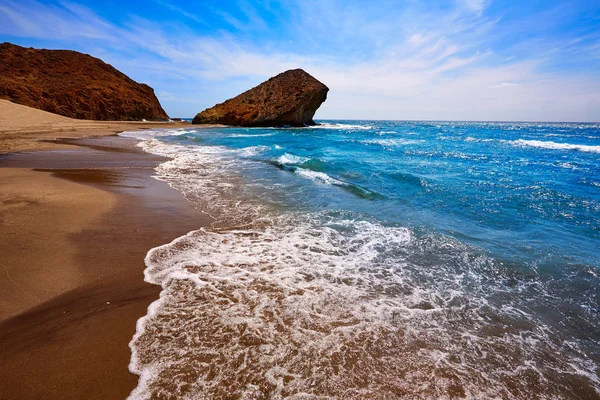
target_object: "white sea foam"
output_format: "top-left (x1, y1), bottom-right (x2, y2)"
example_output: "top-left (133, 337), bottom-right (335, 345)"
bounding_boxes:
top-left (465, 136), bottom-right (494, 142)
top-left (120, 128), bottom-right (189, 140)
top-left (510, 139), bottom-right (600, 153)
top-left (312, 122), bottom-right (373, 130)
top-left (236, 145), bottom-right (270, 157)
top-left (126, 136), bottom-right (271, 227)
top-left (558, 162), bottom-right (578, 170)
top-left (277, 153), bottom-right (309, 165)
top-left (229, 132), bottom-right (275, 138)
top-left (128, 213), bottom-right (600, 399)
top-left (294, 168), bottom-right (346, 186)
top-left (361, 138), bottom-right (422, 147)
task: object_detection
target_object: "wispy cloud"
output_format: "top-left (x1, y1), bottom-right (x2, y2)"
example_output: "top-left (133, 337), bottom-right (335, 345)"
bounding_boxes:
top-left (0, 0), bottom-right (598, 121)
top-left (489, 82), bottom-right (520, 88)
top-left (153, 0), bottom-right (208, 26)
top-left (458, 0), bottom-right (488, 16)
top-left (0, 0), bottom-right (120, 41)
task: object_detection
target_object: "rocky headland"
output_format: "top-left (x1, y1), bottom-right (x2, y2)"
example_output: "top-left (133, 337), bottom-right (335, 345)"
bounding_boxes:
top-left (0, 42), bottom-right (169, 121)
top-left (192, 69), bottom-right (328, 127)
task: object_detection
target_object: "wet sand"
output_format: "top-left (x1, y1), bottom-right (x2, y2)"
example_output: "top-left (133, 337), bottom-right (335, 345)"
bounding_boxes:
top-left (0, 136), bottom-right (211, 399)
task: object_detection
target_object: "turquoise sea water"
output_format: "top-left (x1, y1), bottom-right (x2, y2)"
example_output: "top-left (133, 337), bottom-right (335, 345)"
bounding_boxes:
top-left (123, 121), bottom-right (599, 399)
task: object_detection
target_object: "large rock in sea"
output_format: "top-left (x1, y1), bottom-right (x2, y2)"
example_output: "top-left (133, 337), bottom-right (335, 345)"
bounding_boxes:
top-left (0, 42), bottom-right (169, 121)
top-left (192, 69), bottom-right (328, 127)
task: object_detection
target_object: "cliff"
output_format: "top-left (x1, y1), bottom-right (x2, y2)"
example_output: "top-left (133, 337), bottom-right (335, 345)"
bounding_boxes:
top-left (0, 43), bottom-right (169, 121)
top-left (192, 69), bottom-right (328, 127)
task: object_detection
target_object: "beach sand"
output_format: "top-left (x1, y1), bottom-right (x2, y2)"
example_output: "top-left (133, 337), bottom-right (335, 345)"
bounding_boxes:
top-left (0, 106), bottom-right (211, 399)
top-left (0, 99), bottom-right (189, 153)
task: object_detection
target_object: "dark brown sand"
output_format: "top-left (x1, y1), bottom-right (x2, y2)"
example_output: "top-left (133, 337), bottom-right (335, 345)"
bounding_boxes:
top-left (0, 136), bottom-right (211, 399)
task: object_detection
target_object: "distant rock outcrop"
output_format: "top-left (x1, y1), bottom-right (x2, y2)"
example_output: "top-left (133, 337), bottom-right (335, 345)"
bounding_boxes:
top-left (192, 69), bottom-right (328, 127)
top-left (0, 42), bottom-right (169, 121)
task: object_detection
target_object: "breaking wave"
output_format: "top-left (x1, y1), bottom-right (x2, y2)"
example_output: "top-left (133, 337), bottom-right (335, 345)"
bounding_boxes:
top-left (128, 214), bottom-right (599, 399)
top-left (312, 122), bottom-right (374, 130)
top-left (510, 139), bottom-right (600, 153)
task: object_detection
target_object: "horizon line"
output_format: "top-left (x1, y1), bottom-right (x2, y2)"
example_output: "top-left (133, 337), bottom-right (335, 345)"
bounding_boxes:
top-left (173, 117), bottom-right (600, 124)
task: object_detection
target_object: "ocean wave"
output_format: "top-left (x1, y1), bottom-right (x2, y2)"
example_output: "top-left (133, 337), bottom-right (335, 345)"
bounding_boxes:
top-left (236, 145), bottom-right (270, 157)
top-left (131, 138), bottom-right (271, 227)
top-left (465, 136), bottom-right (494, 142)
top-left (128, 215), bottom-right (599, 399)
top-left (510, 139), bottom-right (600, 153)
top-left (295, 168), bottom-right (347, 186)
top-left (312, 122), bottom-right (373, 130)
top-left (557, 162), bottom-right (579, 170)
top-left (389, 171), bottom-right (426, 187)
top-left (120, 128), bottom-right (189, 140)
top-left (361, 138), bottom-right (422, 147)
top-left (277, 153), bottom-right (310, 165)
top-left (293, 169), bottom-right (381, 199)
top-left (229, 132), bottom-right (275, 138)
top-left (585, 180), bottom-right (600, 188)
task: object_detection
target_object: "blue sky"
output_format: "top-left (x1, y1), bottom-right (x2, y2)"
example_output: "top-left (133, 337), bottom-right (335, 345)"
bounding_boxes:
top-left (1, 0), bottom-right (599, 121)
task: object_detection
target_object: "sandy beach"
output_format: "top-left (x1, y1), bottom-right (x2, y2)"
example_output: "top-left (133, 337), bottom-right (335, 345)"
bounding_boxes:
top-left (0, 102), bottom-right (210, 399)
top-left (0, 99), bottom-right (189, 153)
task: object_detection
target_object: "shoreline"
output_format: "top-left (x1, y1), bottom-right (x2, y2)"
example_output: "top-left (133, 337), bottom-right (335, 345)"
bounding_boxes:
top-left (0, 135), bottom-right (211, 399)
top-left (2, 104), bottom-right (598, 398)
top-left (0, 99), bottom-right (199, 154)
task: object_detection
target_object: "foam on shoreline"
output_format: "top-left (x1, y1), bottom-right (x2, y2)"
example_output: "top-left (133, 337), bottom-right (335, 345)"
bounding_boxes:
top-left (123, 126), bottom-right (600, 399)
top-left (127, 214), bottom-right (599, 399)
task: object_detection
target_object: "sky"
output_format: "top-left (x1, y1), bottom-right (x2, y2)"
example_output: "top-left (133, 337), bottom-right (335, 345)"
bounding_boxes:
top-left (1, 0), bottom-right (599, 122)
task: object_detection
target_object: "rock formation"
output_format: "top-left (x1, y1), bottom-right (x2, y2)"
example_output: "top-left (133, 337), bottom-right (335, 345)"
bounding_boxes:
top-left (0, 42), bottom-right (169, 121)
top-left (192, 69), bottom-right (328, 127)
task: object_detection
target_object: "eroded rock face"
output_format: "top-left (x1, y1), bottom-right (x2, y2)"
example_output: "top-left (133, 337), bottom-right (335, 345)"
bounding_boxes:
top-left (192, 69), bottom-right (328, 127)
top-left (0, 42), bottom-right (169, 121)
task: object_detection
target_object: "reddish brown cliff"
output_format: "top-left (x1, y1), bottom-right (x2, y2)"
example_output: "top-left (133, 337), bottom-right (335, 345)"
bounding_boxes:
top-left (0, 43), bottom-right (169, 121)
top-left (192, 69), bottom-right (328, 127)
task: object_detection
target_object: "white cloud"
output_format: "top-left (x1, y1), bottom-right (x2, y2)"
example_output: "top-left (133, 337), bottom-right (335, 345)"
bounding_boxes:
top-left (0, 0), bottom-right (598, 121)
top-left (488, 82), bottom-right (521, 88)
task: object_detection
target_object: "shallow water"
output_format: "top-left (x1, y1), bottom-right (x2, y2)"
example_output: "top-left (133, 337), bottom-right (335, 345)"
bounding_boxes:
top-left (122, 121), bottom-right (599, 399)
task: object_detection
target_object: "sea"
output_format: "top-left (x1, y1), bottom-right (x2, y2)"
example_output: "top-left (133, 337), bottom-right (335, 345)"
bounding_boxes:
top-left (121, 120), bottom-right (600, 399)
